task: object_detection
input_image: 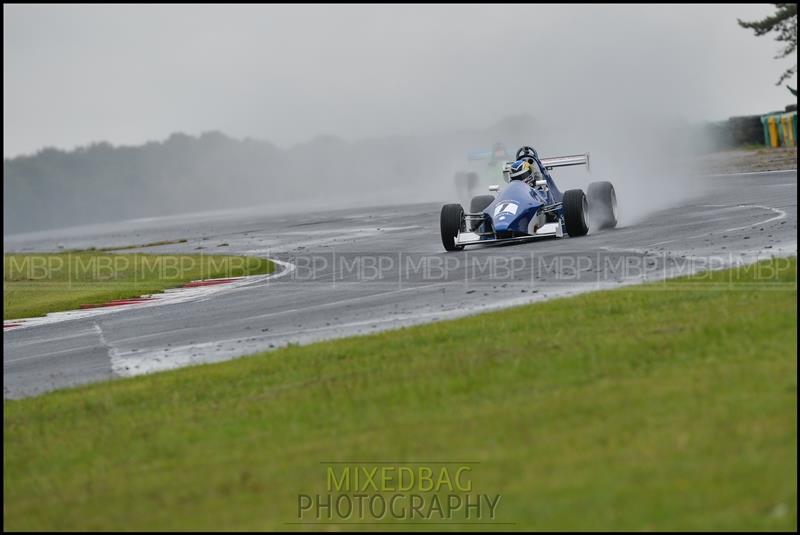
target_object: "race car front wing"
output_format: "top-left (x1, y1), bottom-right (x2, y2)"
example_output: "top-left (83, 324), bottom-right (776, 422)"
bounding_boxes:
top-left (455, 218), bottom-right (564, 247)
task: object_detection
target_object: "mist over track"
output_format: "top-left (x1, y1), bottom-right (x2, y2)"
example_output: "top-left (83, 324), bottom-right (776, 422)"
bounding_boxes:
top-left (3, 170), bottom-right (797, 398)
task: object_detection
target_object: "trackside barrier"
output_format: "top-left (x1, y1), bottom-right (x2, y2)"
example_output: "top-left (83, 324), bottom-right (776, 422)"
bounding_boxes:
top-left (761, 111), bottom-right (797, 147)
top-left (781, 112), bottom-right (796, 147)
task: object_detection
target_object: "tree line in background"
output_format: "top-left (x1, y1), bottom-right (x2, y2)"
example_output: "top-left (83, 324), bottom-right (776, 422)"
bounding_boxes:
top-left (5, 132), bottom-right (289, 234)
top-left (4, 117), bottom-right (539, 234)
top-left (5, 102), bottom-right (792, 236)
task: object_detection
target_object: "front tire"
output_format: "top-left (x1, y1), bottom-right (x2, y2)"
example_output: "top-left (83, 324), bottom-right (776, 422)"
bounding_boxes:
top-left (587, 181), bottom-right (618, 230)
top-left (562, 189), bottom-right (589, 237)
top-left (440, 204), bottom-right (465, 251)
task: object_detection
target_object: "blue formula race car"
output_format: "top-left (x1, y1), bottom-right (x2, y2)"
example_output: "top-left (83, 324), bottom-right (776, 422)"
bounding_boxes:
top-left (440, 146), bottom-right (618, 251)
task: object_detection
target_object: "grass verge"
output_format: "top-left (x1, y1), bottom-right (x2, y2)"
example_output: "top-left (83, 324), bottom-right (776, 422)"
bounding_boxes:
top-left (3, 258), bottom-right (797, 530)
top-left (3, 251), bottom-right (275, 320)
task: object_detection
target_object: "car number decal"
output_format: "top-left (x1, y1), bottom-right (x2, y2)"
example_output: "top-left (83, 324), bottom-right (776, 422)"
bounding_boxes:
top-left (494, 202), bottom-right (519, 217)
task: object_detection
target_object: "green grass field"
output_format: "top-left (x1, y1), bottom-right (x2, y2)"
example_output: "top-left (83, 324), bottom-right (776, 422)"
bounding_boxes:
top-left (3, 258), bottom-right (797, 531)
top-left (3, 252), bottom-right (275, 320)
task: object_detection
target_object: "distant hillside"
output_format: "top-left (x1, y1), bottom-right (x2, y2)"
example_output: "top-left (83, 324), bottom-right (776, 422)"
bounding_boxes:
top-left (4, 116), bottom-right (540, 235)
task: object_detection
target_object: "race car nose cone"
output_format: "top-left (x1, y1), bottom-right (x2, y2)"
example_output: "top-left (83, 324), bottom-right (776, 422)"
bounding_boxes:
top-left (492, 214), bottom-right (514, 232)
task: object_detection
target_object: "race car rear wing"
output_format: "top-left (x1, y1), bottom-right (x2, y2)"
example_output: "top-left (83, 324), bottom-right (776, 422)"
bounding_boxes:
top-left (468, 148), bottom-right (590, 172)
top-left (499, 152), bottom-right (591, 182)
top-left (540, 153), bottom-right (590, 172)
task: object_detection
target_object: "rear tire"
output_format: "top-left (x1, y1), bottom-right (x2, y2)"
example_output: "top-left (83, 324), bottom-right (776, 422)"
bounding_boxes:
top-left (562, 189), bottom-right (589, 237)
top-left (440, 204), bottom-right (465, 251)
top-left (469, 195), bottom-right (494, 232)
top-left (587, 181), bottom-right (618, 230)
top-left (470, 195), bottom-right (494, 213)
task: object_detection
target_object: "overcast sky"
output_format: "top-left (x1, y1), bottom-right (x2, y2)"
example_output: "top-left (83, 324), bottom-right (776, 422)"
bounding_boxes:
top-left (4, 4), bottom-right (797, 158)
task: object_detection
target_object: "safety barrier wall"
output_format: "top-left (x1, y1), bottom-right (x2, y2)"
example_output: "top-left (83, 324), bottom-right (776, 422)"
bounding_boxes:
top-left (761, 111), bottom-right (797, 148)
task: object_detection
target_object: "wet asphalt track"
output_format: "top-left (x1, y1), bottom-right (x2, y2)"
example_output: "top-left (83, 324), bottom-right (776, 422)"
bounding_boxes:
top-left (3, 170), bottom-right (797, 398)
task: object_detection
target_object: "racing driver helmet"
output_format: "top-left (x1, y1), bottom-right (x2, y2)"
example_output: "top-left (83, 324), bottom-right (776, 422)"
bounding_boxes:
top-left (508, 160), bottom-right (532, 182)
